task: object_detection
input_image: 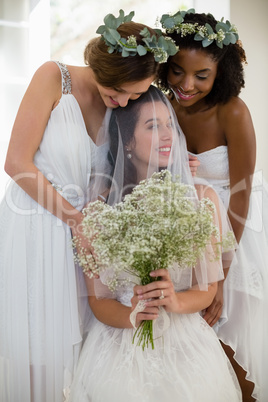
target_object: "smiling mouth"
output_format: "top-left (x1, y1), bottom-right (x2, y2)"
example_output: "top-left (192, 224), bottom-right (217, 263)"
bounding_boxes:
top-left (176, 87), bottom-right (198, 100)
top-left (110, 97), bottom-right (119, 105)
top-left (158, 147), bottom-right (171, 151)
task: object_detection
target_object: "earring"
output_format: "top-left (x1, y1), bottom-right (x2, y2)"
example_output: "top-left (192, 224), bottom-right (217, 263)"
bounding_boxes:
top-left (126, 148), bottom-right (132, 159)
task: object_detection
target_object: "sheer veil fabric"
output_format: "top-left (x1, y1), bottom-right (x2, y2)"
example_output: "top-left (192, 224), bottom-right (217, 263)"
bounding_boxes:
top-left (89, 85), bottom-right (235, 296)
top-left (69, 86), bottom-right (241, 402)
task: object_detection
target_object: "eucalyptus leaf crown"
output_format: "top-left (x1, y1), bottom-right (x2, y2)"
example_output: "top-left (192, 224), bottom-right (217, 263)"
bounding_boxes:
top-left (96, 9), bottom-right (179, 63)
top-left (160, 9), bottom-right (239, 49)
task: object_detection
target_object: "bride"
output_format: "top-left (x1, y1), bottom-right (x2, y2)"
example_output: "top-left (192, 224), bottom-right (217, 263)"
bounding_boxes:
top-left (69, 86), bottom-right (242, 401)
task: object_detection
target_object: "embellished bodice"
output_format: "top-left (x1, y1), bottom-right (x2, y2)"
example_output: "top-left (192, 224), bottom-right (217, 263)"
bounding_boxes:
top-left (33, 61), bottom-right (107, 211)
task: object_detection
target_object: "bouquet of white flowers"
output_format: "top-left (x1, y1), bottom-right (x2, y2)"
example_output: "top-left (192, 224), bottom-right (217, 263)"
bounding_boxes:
top-left (74, 170), bottom-right (230, 349)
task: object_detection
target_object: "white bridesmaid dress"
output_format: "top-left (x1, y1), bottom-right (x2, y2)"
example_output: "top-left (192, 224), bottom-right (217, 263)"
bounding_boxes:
top-left (190, 145), bottom-right (268, 402)
top-left (0, 62), bottom-right (105, 402)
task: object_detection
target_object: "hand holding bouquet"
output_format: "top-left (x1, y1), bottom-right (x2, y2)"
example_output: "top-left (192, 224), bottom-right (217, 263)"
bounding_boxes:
top-left (73, 170), bottom-right (234, 349)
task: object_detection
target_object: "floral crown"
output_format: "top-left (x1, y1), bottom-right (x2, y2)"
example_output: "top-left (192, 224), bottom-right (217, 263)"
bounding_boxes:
top-left (96, 9), bottom-right (179, 63)
top-left (160, 9), bottom-right (239, 49)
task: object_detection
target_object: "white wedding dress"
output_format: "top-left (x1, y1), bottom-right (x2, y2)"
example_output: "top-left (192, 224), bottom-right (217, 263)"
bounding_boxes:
top-left (0, 62), bottom-right (106, 402)
top-left (190, 145), bottom-right (268, 402)
top-left (69, 265), bottom-right (242, 402)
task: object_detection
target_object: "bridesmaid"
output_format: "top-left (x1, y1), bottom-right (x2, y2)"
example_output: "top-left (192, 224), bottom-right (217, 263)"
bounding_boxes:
top-left (157, 9), bottom-right (268, 401)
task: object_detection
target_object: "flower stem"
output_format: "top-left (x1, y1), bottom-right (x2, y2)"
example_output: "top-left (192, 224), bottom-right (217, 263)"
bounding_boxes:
top-left (133, 319), bottom-right (154, 350)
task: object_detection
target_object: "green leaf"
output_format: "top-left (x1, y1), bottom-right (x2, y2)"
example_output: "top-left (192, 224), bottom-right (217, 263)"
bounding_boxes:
top-left (154, 28), bottom-right (163, 36)
top-left (202, 37), bottom-right (214, 47)
top-left (194, 33), bottom-right (204, 41)
top-left (124, 10), bottom-right (135, 22)
top-left (142, 37), bottom-right (153, 47)
top-left (103, 14), bottom-right (118, 29)
top-left (160, 14), bottom-right (171, 24)
top-left (205, 23), bottom-right (214, 34)
top-left (96, 25), bottom-right (105, 34)
top-left (105, 28), bottom-right (121, 45)
top-left (161, 16), bottom-right (176, 29)
top-left (140, 27), bottom-right (151, 38)
top-left (137, 45), bottom-right (147, 56)
top-left (158, 35), bottom-right (167, 49)
top-left (122, 48), bottom-right (130, 57)
top-left (216, 22), bottom-right (228, 32)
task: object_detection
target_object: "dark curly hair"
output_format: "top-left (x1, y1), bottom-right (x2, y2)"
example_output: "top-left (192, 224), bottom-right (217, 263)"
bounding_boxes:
top-left (156, 12), bottom-right (247, 107)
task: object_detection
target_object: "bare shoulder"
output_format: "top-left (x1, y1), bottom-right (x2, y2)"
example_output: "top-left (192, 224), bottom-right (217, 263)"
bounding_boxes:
top-left (31, 61), bottom-right (62, 88)
top-left (24, 61), bottom-right (63, 109)
top-left (217, 96), bottom-right (255, 145)
top-left (218, 96), bottom-right (252, 122)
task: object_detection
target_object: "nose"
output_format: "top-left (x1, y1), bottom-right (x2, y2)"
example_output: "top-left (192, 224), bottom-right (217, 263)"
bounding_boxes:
top-left (179, 75), bottom-right (194, 92)
top-left (160, 126), bottom-right (173, 141)
top-left (117, 93), bottom-right (131, 107)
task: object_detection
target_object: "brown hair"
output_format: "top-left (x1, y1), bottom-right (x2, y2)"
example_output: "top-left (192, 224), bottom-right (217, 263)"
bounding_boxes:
top-left (84, 22), bottom-right (160, 87)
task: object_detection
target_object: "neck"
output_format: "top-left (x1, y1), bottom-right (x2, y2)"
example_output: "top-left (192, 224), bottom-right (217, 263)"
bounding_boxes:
top-left (83, 67), bottom-right (100, 95)
top-left (183, 99), bottom-right (211, 115)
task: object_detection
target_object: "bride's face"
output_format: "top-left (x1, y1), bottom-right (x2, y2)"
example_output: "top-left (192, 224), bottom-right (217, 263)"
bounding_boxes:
top-left (128, 101), bottom-right (174, 179)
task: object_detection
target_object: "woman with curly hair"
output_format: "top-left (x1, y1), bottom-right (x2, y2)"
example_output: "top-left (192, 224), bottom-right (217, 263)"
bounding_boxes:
top-left (157, 9), bottom-right (268, 402)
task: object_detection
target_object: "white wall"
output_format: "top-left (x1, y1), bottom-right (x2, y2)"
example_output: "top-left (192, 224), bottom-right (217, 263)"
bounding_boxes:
top-left (231, 0), bottom-right (268, 180)
top-left (0, 0), bottom-right (50, 200)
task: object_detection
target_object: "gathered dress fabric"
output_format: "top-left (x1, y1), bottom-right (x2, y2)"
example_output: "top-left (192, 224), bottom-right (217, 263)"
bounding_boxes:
top-left (69, 265), bottom-right (242, 402)
top-left (190, 145), bottom-right (268, 402)
top-left (0, 62), bottom-right (104, 402)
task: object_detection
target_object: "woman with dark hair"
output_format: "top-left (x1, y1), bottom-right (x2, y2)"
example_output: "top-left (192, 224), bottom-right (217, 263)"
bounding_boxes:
top-left (69, 85), bottom-right (241, 401)
top-left (0, 10), bottom-right (178, 402)
top-left (157, 9), bottom-right (268, 401)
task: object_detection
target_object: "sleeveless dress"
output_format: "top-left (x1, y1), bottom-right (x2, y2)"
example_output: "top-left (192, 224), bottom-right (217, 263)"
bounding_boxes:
top-left (69, 266), bottom-right (242, 402)
top-left (190, 145), bottom-right (268, 402)
top-left (0, 62), bottom-right (105, 402)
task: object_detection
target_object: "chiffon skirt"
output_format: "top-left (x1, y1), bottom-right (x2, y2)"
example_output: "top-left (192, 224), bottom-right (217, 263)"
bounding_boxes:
top-left (69, 311), bottom-right (242, 402)
top-left (0, 182), bottom-right (90, 402)
top-left (215, 174), bottom-right (268, 401)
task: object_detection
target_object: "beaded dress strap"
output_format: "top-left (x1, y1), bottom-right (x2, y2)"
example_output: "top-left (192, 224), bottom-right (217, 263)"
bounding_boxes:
top-left (55, 61), bottom-right (72, 94)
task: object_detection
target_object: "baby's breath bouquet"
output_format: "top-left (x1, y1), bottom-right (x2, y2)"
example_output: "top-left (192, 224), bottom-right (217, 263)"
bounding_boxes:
top-left (74, 170), bottom-right (222, 349)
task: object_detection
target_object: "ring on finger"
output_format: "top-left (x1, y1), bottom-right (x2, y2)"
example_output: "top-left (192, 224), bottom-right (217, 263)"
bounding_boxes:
top-left (159, 290), bottom-right (165, 300)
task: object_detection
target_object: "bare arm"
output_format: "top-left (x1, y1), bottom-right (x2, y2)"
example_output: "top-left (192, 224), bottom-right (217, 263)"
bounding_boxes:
top-left (84, 275), bottom-right (159, 329)
top-left (133, 269), bottom-right (217, 326)
top-left (203, 99), bottom-right (256, 326)
top-left (4, 61), bottom-right (84, 231)
top-left (84, 270), bottom-right (217, 330)
top-left (220, 97), bottom-right (256, 243)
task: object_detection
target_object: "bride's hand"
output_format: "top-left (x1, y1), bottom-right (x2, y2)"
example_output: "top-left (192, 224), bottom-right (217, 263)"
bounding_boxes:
top-left (130, 286), bottom-right (159, 327)
top-left (134, 269), bottom-right (179, 313)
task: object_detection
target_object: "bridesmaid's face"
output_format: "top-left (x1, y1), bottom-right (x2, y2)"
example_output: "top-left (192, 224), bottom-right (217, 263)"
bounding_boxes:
top-left (97, 76), bottom-right (155, 108)
top-left (128, 101), bottom-right (174, 180)
top-left (167, 48), bottom-right (218, 107)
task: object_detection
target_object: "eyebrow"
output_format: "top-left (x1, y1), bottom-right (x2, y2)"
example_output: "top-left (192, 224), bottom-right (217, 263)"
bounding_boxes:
top-left (144, 115), bottom-right (172, 124)
top-left (171, 62), bottom-right (212, 74)
top-left (145, 118), bottom-right (158, 124)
